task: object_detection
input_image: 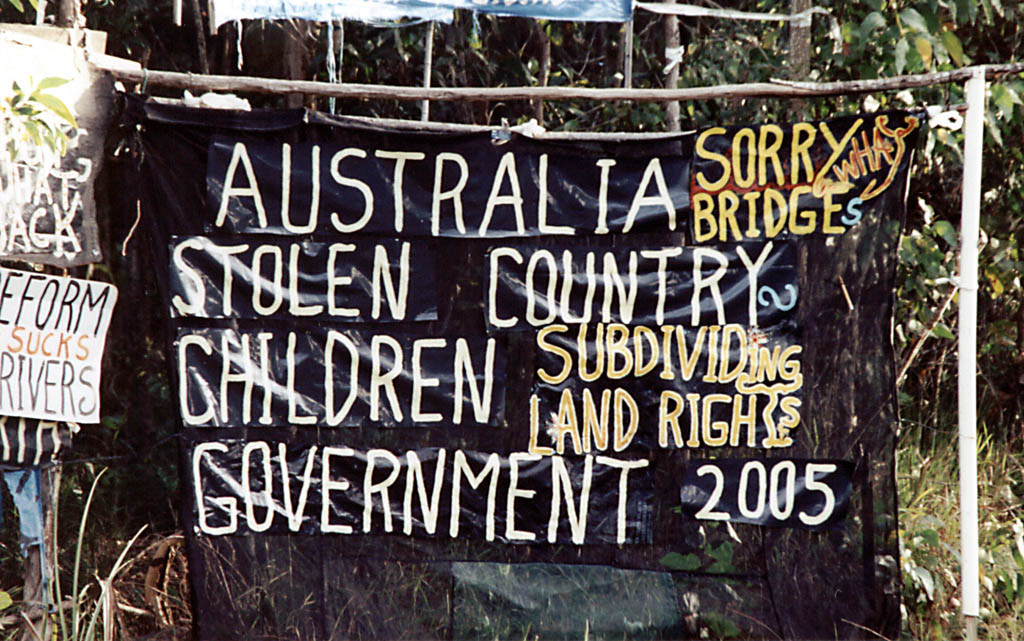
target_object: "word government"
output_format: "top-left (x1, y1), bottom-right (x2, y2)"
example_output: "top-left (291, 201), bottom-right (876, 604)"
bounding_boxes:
top-left (192, 441), bottom-right (649, 545)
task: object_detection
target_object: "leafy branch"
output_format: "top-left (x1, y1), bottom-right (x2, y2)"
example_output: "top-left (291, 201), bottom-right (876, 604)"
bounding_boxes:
top-left (1, 76), bottom-right (78, 161)
top-left (3, 0), bottom-right (37, 13)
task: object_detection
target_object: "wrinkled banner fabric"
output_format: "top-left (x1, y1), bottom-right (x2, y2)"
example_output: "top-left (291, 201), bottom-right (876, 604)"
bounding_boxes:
top-left (125, 95), bottom-right (919, 640)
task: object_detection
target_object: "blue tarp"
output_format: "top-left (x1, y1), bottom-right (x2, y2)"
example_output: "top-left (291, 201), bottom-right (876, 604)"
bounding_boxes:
top-left (438, 0), bottom-right (631, 22)
top-left (211, 0), bottom-right (632, 28)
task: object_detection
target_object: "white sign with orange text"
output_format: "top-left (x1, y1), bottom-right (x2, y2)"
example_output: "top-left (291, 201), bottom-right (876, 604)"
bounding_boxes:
top-left (0, 267), bottom-right (116, 423)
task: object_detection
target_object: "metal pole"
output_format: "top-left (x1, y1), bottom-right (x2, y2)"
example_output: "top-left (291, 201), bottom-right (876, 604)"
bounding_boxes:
top-left (958, 65), bottom-right (985, 641)
top-left (421, 21), bottom-right (435, 122)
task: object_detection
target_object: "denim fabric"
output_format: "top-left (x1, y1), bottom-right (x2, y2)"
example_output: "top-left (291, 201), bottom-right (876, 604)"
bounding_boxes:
top-left (2, 468), bottom-right (49, 608)
top-left (3, 468), bottom-right (44, 554)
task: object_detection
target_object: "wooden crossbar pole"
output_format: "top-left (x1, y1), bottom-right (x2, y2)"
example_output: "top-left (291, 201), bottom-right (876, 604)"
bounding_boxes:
top-left (92, 58), bottom-right (1024, 103)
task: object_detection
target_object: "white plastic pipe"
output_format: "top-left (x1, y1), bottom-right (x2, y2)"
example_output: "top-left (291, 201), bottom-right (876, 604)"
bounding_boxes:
top-left (958, 66), bottom-right (985, 633)
top-left (421, 21), bottom-right (434, 122)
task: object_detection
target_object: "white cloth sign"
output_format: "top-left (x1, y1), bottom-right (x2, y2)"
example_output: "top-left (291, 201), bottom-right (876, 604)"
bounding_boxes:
top-left (211, 0), bottom-right (453, 27)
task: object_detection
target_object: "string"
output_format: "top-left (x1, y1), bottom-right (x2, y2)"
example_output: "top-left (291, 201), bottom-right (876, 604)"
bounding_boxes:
top-left (236, 20), bottom-right (244, 70)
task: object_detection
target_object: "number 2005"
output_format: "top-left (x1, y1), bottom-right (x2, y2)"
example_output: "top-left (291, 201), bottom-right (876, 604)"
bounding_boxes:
top-left (681, 459), bottom-right (852, 528)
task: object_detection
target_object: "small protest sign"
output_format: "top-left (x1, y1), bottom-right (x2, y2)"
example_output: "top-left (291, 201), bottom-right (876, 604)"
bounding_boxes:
top-left (0, 267), bottom-right (117, 423)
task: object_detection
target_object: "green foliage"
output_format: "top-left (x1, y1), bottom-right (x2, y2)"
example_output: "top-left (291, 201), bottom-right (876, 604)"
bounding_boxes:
top-left (1, 77), bottom-right (77, 160)
top-left (898, 429), bottom-right (1024, 639)
top-left (47, 469), bottom-right (147, 641)
top-left (3, 0), bottom-right (37, 13)
top-left (659, 551), bottom-right (701, 571)
top-left (701, 611), bottom-right (741, 639)
top-left (658, 530), bottom-right (743, 639)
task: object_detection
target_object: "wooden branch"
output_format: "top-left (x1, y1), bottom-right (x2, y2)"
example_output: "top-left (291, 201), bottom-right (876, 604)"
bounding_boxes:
top-left (315, 112), bottom-right (694, 139)
top-left (532, 20), bottom-right (551, 124)
top-left (188, 0), bottom-right (210, 75)
top-left (90, 57), bottom-right (1024, 103)
top-left (420, 21), bottom-right (433, 122)
top-left (897, 284), bottom-right (959, 387)
top-left (56, 0), bottom-right (77, 28)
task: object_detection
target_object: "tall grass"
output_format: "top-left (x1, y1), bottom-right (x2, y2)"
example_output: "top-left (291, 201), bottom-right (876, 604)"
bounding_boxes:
top-left (898, 423), bottom-right (1024, 640)
top-left (5, 469), bottom-right (147, 641)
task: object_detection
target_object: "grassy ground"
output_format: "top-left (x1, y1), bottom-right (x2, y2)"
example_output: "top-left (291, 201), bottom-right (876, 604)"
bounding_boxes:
top-left (897, 424), bottom-right (1024, 641)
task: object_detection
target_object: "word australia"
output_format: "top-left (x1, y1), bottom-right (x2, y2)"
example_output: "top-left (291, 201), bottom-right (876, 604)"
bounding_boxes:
top-left (207, 136), bottom-right (690, 237)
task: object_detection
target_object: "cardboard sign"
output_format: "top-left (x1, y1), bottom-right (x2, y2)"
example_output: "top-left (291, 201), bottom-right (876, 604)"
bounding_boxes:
top-left (0, 27), bottom-right (115, 267)
top-left (0, 267), bottom-right (117, 423)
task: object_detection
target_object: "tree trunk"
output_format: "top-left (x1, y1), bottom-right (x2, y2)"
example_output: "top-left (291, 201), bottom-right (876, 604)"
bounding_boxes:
top-left (56, 0), bottom-right (77, 27)
top-left (18, 467), bottom-right (59, 641)
top-left (532, 21), bottom-right (551, 125)
top-left (283, 19), bottom-right (309, 109)
top-left (788, 0), bottom-right (812, 119)
top-left (189, 0), bottom-right (210, 75)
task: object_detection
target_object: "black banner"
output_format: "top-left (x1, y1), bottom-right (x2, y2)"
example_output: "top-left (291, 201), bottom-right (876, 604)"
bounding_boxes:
top-left (129, 97), bottom-right (920, 640)
top-left (191, 440), bottom-right (652, 544)
top-left (207, 135), bottom-right (690, 238)
top-left (169, 235), bottom-right (438, 321)
top-left (176, 327), bottom-right (505, 428)
top-left (679, 458), bottom-right (853, 528)
top-left (484, 239), bottom-right (797, 330)
top-left (0, 416), bottom-right (75, 467)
